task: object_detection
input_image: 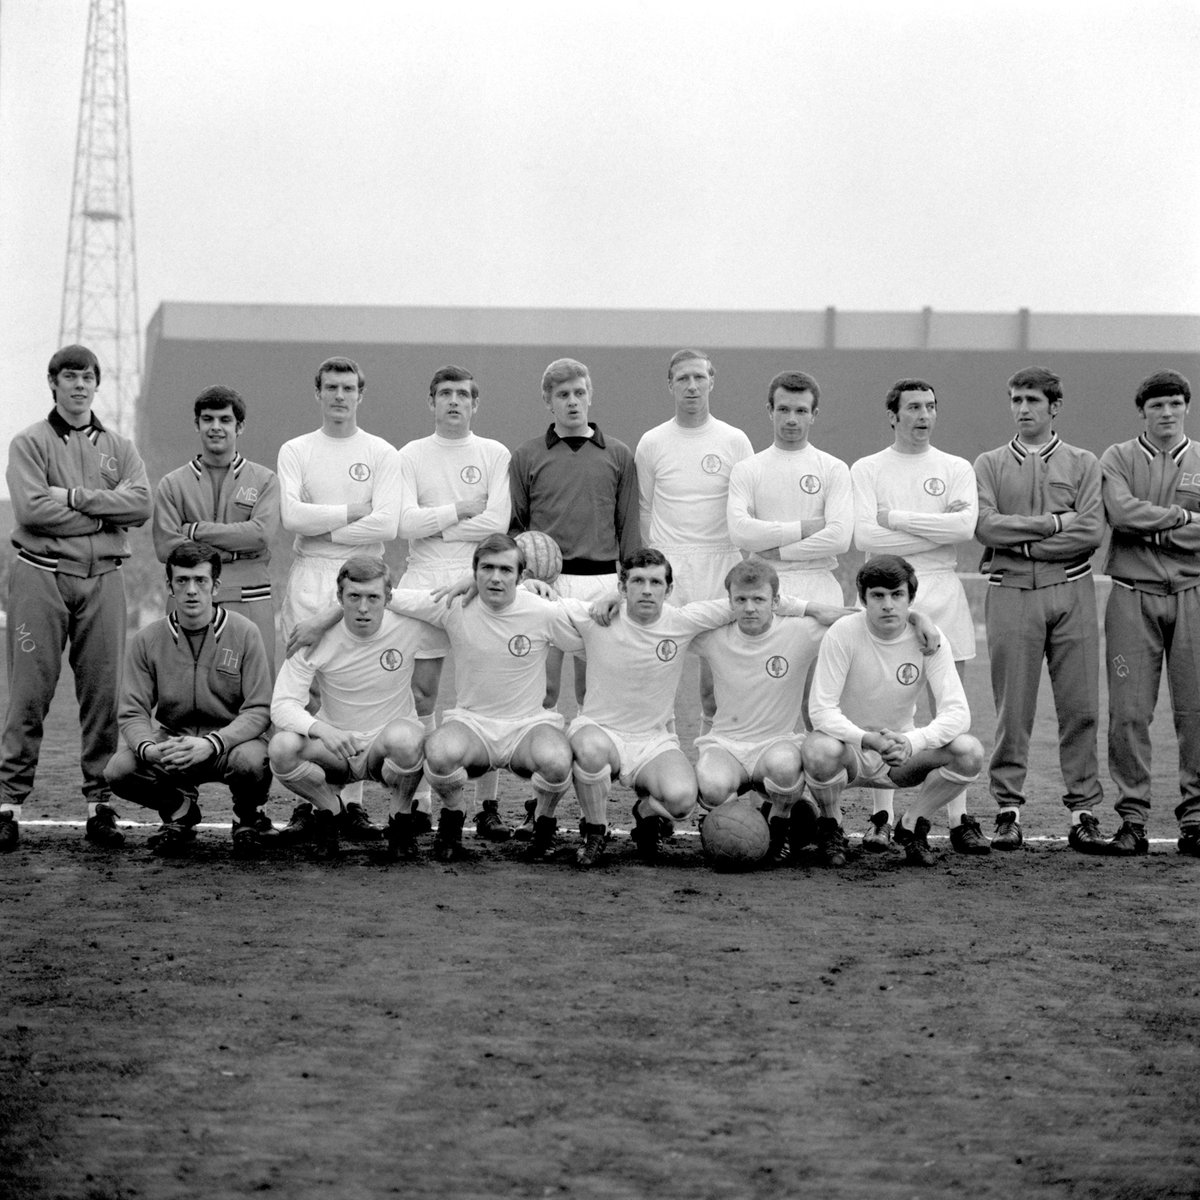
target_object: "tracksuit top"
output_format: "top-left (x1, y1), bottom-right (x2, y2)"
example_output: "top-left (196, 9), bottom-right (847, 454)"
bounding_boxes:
top-left (118, 608), bottom-right (272, 761)
top-left (8, 409), bottom-right (151, 577)
top-left (1101, 435), bottom-right (1200, 594)
top-left (153, 455), bottom-right (280, 603)
top-left (974, 435), bottom-right (1104, 588)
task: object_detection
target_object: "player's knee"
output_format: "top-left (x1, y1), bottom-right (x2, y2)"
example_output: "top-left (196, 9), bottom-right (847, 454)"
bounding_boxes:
top-left (102, 750), bottom-right (135, 794)
top-left (423, 728), bottom-right (464, 777)
top-left (658, 776), bottom-right (698, 817)
top-left (531, 736), bottom-right (572, 784)
top-left (379, 722), bottom-right (423, 769)
top-left (801, 734), bottom-right (842, 779)
top-left (570, 728), bottom-right (611, 774)
top-left (227, 740), bottom-right (269, 784)
top-left (268, 731), bottom-right (305, 773)
top-left (759, 744), bottom-right (802, 788)
top-left (949, 734), bottom-right (985, 777)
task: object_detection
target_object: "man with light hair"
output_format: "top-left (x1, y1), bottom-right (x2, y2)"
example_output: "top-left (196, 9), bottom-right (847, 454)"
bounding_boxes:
top-left (508, 358), bottom-right (639, 836)
top-left (635, 349), bottom-right (753, 733)
top-left (276, 355), bottom-right (403, 841)
top-left (397, 365), bottom-right (512, 840)
top-left (270, 556), bottom-right (433, 861)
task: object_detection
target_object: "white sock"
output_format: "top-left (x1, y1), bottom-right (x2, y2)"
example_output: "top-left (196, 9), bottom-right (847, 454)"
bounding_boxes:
top-left (907, 767), bottom-right (978, 826)
top-left (804, 769), bottom-right (846, 823)
top-left (1, 803), bottom-right (23, 819)
top-left (276, 762), bottom-right (342, 813)
top-left (572, 764), bottom-right (611, 826)
top-left (872, 789), bottom-right (895, 823)
top-left (413, 714), bottom-right (435, 811)
top-left (1000, 807), bottom-right (1020, 823)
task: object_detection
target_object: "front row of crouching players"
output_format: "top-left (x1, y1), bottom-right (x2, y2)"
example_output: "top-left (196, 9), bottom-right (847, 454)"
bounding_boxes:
top-left (269, 555), bottom-right (430, 859)
top-left (804, 555), bottom-right (987, 867)
top-left (694, 558), bottom-right (940, 867)
top-left (104, 542), bottom-right (276, 857)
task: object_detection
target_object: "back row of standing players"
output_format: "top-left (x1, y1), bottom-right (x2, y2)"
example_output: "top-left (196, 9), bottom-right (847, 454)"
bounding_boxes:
top-left (2, 343), bottom-right (1197, 863)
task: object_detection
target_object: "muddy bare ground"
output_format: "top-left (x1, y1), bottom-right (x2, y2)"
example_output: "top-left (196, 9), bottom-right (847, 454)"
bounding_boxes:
top-left (2, 659), bottom-right (1199, 1198)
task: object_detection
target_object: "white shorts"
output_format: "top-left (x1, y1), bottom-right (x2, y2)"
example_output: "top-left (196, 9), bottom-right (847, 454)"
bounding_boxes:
top-left (281, 556), bottom-right (343, 640)
top-left (911, 569), bottom-right (976, 661)
top-left (569, 715), bottom-right (680, 789)
top-left (398, 564), bottom-right (466, 659)
top-left (344, 719), bottom-right (425, 782)
top-left (774, 568), bottom-right (845, 608)
top-left (845, 745), bottom-right (902, 789)
top-left (695, 731), bottom-right (804, 780)
top-left (555, 572), bottom-right (618, 602)
top-left (664, 548), bottom-right (742, 606)
top-left (441, 708), bottom-right (565, 770)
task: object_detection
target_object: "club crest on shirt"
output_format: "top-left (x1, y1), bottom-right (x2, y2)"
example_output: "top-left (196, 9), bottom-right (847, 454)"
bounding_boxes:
top-left (380, 649), bottom-right (404, 671)
top-left (656, 639), bottom-right (678, 662)
top-left (216, 648), bottom-right (241, 674)
top-left (765, 655), bottom-right (789, 678)
top-left (923, 477), bottom-right (946, 496)
top-left (799, 475), bottom-right (821, 494)
top-left (348, 463), bottom-right (371, 482)
top-left (896, 662), bottom-right (921, 686)
top-left (235, 486), bottom-right (259, 506)
top-left (508, 634), bottom-right (532, 657)
top-left (700, 454), bottom-right (723, 475)
top-left (460, 465), bottom-right (481, 485)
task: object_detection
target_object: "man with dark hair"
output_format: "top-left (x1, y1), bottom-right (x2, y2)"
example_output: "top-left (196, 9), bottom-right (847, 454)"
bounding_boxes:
top-left (104, 542), bottom-right (274, 857)
top-left (276, 355), bottom-right (402, 839)
top-left (1100, 369), bottom-right (1200, 857)
top-left (974, 366), bottom-right (1109, 853)
top-left (635, 349), bottom-right (753, 733)
top-left (154, 385), bottom-right (281, 674)
top-left (0, 344), bottom-right (152, 852)
top-left (727, 370), bottom-right (852, 606)
top-left (508, 358), bottom-right (639, 836)
top-left (397, 365), bottom-right (512, 839)
top-left (270, 556), bottom-right (433, 861)
top-left (849, 379), bottom-right (981, 852)
top-left (804, 556), bottom-right (986, 868)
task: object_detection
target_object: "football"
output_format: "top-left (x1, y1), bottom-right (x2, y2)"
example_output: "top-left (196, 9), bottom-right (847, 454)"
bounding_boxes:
top-left (515, 530), bottom-right (563, 585)
top-left (700, 799), bottom-right (770, 871)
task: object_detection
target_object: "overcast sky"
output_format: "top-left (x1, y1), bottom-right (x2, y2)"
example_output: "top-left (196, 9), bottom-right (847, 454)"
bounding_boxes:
top-left (1, 0), bottom-right (1198, 490)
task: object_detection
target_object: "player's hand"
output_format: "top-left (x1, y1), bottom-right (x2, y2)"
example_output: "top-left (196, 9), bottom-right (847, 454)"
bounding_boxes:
top-left (800, 518), bottom-right (826, 539)
top-left (48, 485), bottom-right (70, 507)
top-left (876, 729), bottom-right (911, 765)
top-left (946, 499), bottom-right (970, 513)
top-left (346, 502), bottom-right (371, 523)
top-left (157, 736), bottom-right (216, 770)
top-left (806, 602), bottom-right (857, 627)
top-left (589, 592), bottom-right (622, 626)
top-left (522, 578), bottom-right (556, 600)
top-left (908, 611), bottom-right (941, 656)
top-left (754, 547), bottom-right (782, 561)
top-left (286, 611), bottom-right (336, 657)
top-left (1057, 511), bottom-right (1079, 530)
top-left (455, 497), bottom-right (486, 520)
top-left (312, 722), bottom-right (365, 760)
top-left (875, 506), bottom-right (891, 528)
top-left (432, 575), bottom-right (476, 607)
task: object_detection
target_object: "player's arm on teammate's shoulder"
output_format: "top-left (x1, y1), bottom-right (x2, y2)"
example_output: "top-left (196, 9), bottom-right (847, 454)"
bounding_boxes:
top-left (907, 609), bottom-right (941, 656)
top-left (285, 607), bottom-right (342, 657)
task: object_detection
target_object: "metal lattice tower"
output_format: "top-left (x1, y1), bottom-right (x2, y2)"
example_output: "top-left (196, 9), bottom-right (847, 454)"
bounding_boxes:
top-left (59, 0), bottom-right (140, 436)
